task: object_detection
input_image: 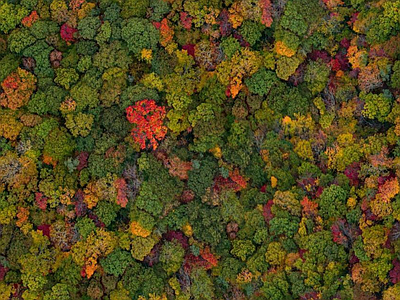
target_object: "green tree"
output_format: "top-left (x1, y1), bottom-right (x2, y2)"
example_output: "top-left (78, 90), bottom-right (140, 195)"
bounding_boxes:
top-left (318, 185), bottom-right (348, 221)
top-left (8, 28), bottom-right (36, 53)
top-left (78, 16), bottom-right (102, 40)
top-left (245, 67), bottom-right (279, 96)
top-left (130, 235), bottom-right (158, 261)
top-left (304, 60), bottom-right (331, 94)
top-left (121, 0), bottom-right (149, 18)
top-left (276, 55), bottom-right (302, 81)
top-left (100, 248), bottom-right (133, 277)
top-left (43, 128), bottom-right (76, 163)
top-left (94, 200), bottom-right (120, 227)
top-left (231, 239), bottom-right (256, 261)
top-left (159, 240), bottom-right (185, 275)
top-left (187, 157), bottom-right (218, 197)
top-left (391, 60), bottom-right (400, 88)
top-left (0, 54), bottom-right (20, 82)
top-left (190, 268), bottom-right (215, 300)
top-left (239, 20), bottom-right (263, 46)
top-left (220, 37), bottom-right (240, 59)
top-left (0, 1), bottom-right (28, 34)
top-left (43, 284), bottom-right (70, 300)
top-left (28, 86), bottom-right (67, 115)
top-left (265, 241), bottom-right (286, 266)
top-left (360, 90), bottom-right (393, 122)
top-left (121, 18), bottom-right (159, 56)
top-left (65, 113), bottom-right (94, 137)
top-left (75, 217), bottom-right (96, 239)
top-left (54, 68), bottom-right (79, 90)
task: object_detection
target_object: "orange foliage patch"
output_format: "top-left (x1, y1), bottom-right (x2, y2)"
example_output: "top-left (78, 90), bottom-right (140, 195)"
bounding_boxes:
top-left (42, 154), bottom-right (58, 167)
top-left (166, 156), bottom-right (192, 180)
top-left (85, 256), bottom-right (98, 279)
top-left (160, 18), bottom-right (174, 47)
top-left (130, 221), bottom-right (151, 238)
top-left (0, 68), bottom-right (36, 110)
top-left (275, 41), bottom-right (296, 57)
top-left (16, 207), bottom-right (29, 228)
top-left (200, 246), bottom-right (219, 268)
top-left (301, 196), bottom-right (319, 217)
top-left (378, 177), bottom-right (399, 202)
top-left (229, 169), bottom-right (248, 191)
top-left (22, 11), bottom-right (39, 27)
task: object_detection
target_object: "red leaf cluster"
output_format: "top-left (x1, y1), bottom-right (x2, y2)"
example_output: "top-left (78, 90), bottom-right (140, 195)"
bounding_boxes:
top-left (309, 50), bottom-right (331, 63)
top-left (331, 219), bottom-right (348, 245)
top-left (390, 259), bottom-right (400, 284)
top-left (211, 171), bottom-right (248, 193)
top-left (344, 162), bottom-right (360, 186)
top-left (180, 12), bottom-right (192, 30)
top-left (229, 169), bottom-right (248, 191)
top-left (219, 9), bottom-right (232, 37)
top-left (182, 44), bottom-right (196, 58)
top-left (69, 0), bottom-right (85, 10)
top-left (35, 192), bottom-right (47, 211)
top-left (37, 224), bottom-right (51, 238)
top-left (260, 0), bottom-right (273, 27)
top-left (164, 230), bottom-right (189, 249)
top-left (0, 68), bottom-right (36, 110)
top-left (0, 264), bottom-right (8, 281)
top-left (263, 200), bottom-right (274, 224)
top-left (184, 247), bottom-right (218, 271)
top-left (298, 177), bottom-right (320, 198)
top-left (300, 291), bottom-right (319, 300)
top-left (126, 100), bottom-right (167, 150)
top-left (114, 178), bottom-right (128, 208)
top-left (143, 243), bottom-right (161, 267)
top-left (77, 151), bottom-right (89, 171)
top-left (199, 247), bottom-right (218, 268)
top-left (74, 190), bottom-right (88, 217)
top-left (233, 32), bottom-right (250, 47)
top-left (330, 51), bottom-right (350, 72)
top-left (213, 176), bottom-right (237, 193)
top-left (60, 23), bottom-right (78, 42)
top-left (159, 18), bottom-right (174, 47)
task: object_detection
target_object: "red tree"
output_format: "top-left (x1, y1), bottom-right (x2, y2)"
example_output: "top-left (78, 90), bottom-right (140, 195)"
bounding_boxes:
top-left (390, 259), bottom-right (400, 284)
top-left (114, 178), bottom-right (128, 208)
top-left (260, 0), bottom-right (273, 27)
top-left (35, 192), bottom-right (47, 211)
top-left (126, 99), bottom-right (167, 150)
top-left (60, 23), bottom-right (78, 42)
top-left (180, 12), bottom-right (192, 30)
top-left (301, 196), bottom-right (318, 217)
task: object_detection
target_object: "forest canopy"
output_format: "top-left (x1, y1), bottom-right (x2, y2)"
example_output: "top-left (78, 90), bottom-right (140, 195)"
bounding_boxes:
top-left (1, 0), bottom-right (400, 299)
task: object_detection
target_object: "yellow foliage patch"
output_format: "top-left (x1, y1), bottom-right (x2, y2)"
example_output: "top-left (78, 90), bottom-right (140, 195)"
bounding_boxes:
top-left (275, 41), bottom-right (296, 57)
top-left (141, 49), bottom-right (153, 62)
top-left (130, 221), bottom-right (151, 238)
top-left (271, 176), bottom-right (278, 188)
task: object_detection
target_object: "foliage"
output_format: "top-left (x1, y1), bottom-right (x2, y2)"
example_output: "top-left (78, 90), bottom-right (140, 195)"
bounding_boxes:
top-left (0, 0), bottom-right (400, 298)
top-left (0, 1), bottom-right (28, 34)
top-left (0, 67), bottom-right (36, 110)
top-left (360, 91), bottom-right (393, 122)
top-left (126, 99), bottom-right (167, 150)
top-left (159, 240), bottom-right (185, 275)
top-left (121, 18), bottom-right (159, 56)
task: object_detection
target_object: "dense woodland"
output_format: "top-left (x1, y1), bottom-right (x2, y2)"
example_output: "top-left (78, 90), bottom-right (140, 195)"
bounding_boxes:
top-left (2, 0), bottom-right (400, 299)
